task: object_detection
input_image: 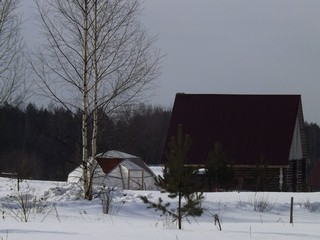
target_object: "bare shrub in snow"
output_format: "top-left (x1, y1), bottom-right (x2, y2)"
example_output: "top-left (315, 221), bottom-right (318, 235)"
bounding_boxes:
top-left (101, 187), bottom-right (126, 215)
top-left (2, 188), bottom-right (36, 222)
top-left (1, 187), bottom-right (53, 222)
top-left (303, 199), bottom-right (320, 212)
top-left (248, 194), bottom-right (276, 212)
top-left (155, 212), bottom-right (177, 229)
top-left (204, 201), bottom-right (226, 231)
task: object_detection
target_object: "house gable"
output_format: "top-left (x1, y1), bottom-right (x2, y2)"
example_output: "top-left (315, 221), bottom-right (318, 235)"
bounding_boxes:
top-left (289, 117), bottom-right (303, 160)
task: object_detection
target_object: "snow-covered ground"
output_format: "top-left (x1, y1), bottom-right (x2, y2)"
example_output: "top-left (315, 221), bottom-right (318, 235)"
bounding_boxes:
top-left (0, 177), bottom-right (319, 240)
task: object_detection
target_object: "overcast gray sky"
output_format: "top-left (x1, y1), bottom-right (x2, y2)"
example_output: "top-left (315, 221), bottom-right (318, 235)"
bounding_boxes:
top-left (141, 0), bottom-right (320, 124)
top-left (22, 0), bottom-right (320, 123)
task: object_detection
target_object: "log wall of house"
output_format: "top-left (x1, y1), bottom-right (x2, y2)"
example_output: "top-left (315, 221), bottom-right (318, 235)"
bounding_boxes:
top-left (286, 159), bottom-right (308, 192)
top-left (189, 160), bottom-right (309, 192)
top-left (234, 160), bottom-right (308, 192)
top-left (234, 166), bottom-right (282, 191)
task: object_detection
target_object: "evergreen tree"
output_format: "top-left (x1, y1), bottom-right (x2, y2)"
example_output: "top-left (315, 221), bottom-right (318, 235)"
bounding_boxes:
top-left (205, 142), bottom-right (234, 191)
top-left (254, 154), bottom-right (268, 191)
top-left (305, 122), bottom-right (320, 167)
top-left (141, 125), bottom-right (204, 229)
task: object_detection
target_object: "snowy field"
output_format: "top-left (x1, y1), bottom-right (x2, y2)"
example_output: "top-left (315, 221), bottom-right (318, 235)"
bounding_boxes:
top-left (0, 177), bottom-right (319, 240)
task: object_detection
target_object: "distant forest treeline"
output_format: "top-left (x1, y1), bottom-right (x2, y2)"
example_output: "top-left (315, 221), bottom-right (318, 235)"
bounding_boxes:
top-left (305, 122), bottom-right (320, 168)
top-left (0, 103), bottom-right (171, 180)
top-left (1, 103), bottom-right (320, 181)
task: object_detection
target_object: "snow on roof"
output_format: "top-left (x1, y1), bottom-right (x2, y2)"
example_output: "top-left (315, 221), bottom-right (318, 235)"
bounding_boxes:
top-left (148, 166), bottom-right (163, 177)
top-left (96, 150), bottom-right (139, 159)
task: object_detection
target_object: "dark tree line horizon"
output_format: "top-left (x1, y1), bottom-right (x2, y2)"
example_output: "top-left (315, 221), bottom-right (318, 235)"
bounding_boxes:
top-left (0, 103), bottom-right (171, 181)
top-left (305, 122), bottom-right (320, 168)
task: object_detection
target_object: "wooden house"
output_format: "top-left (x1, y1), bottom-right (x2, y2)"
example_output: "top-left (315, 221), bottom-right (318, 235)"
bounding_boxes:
top-left (164, 94), bottom-right (309, 191)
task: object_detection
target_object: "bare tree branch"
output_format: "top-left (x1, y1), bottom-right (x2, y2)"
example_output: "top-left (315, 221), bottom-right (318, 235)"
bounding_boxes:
top-left (31, 0), bottom-right (161, 200)
top-left (0, 0), bottom-right (27, 107)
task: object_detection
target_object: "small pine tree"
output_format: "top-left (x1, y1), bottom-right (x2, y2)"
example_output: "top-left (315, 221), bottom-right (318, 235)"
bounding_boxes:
top-left (205, 142), bottom-right (234, 191)
top-left (254, 154), bottom-right (268, 191)
top-left (141, 124), bottom-right (204, 229)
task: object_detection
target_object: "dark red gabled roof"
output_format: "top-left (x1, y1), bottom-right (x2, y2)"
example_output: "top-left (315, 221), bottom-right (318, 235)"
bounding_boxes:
top-left (165, 94), bottom-right (303, 166)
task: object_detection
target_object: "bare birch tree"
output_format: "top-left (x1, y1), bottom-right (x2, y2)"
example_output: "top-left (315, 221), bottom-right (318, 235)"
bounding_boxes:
top-left (32, 0), bottom-right (161, 200)
top-left (0, 0), bottom-right (26, 107)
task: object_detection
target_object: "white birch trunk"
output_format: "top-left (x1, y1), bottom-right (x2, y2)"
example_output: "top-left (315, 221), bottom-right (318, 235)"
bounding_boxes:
top-left (88, 0), bottom-right (99, 200)
top-left (82, 0), bottom-right (90, 200)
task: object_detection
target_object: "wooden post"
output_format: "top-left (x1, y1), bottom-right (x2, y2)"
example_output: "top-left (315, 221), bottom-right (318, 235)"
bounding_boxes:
top-left (128, 169), bottom-right (131, 190)
top-left (119, 165), bottom-right (125, 189)
top-left (290, 197), bottom-right (294, 224)
top-left (279, 168), bottom-right (283, 191)
top-left (141, 170), bottom-right (144, 190)
top-left (214, 214), bottom-right (222, 231)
